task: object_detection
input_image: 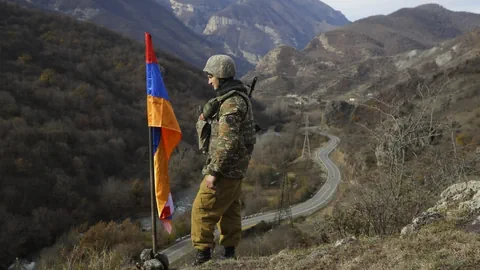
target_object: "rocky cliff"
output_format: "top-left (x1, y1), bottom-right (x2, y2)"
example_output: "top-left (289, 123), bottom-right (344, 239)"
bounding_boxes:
top-left (158, 0), bottom-right (236, 34)
top-left (202, 0), bottom-right (349, 65)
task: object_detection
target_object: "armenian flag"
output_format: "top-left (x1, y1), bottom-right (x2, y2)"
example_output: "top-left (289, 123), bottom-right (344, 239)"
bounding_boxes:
top-left (145, 32), bottom-right (182, 234)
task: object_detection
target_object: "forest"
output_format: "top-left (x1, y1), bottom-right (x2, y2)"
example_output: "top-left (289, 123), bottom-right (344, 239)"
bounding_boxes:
top-left (0, 3), bottom-right (213, 266)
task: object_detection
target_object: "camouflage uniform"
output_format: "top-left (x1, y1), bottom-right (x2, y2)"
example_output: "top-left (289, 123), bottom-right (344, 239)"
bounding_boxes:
top-left (192, 79), bottom-right (256, 251)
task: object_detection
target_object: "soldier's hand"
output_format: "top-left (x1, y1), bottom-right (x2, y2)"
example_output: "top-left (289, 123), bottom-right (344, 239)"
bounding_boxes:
top-left (199, 113), bottom-right (205, 121)
top-left (205, 175), bottom-right (216, 190)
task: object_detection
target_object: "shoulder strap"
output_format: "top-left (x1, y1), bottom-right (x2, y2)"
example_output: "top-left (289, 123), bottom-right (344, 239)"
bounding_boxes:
top-left (216, 90), bottom-right (250, 121)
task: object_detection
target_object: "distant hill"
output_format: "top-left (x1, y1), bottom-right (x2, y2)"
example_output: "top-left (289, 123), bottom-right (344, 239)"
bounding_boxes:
top-left (245, 4), bottom-right (480, 99)
top-left (304, 4), bottom-right (480, 62)
top-left (0, 2), bottom-right (211, 267)
top-left (6, 0), bottom-right (219, 68)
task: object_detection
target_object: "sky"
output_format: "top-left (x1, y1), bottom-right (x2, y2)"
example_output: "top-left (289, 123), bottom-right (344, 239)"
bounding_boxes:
top-left (321, 0), bottom-right (480, 21)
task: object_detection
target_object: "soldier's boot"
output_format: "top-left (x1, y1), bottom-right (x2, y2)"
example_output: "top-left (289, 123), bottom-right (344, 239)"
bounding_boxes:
top-left (220, 246), bottom-right (236, 260)
top-left (192, 248), bottom-right (211, 266)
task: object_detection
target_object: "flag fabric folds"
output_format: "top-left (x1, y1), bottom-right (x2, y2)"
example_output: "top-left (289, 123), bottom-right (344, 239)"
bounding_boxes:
top-left (145, 32), bottom-right (182, 234)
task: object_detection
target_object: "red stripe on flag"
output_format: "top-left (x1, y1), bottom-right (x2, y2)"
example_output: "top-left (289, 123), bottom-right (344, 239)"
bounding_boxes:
top-left (145, 32), bottom-right (158, 64)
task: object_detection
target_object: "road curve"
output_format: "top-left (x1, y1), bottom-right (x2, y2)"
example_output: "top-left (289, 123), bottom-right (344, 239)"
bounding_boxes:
top-left (162, 133), bottom-right (341, 263)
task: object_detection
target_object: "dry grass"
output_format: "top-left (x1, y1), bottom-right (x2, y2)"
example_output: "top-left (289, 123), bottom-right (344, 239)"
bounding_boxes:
top-left (185, 220), bottom-right (480, 270)
top-left (36, 219), bottom-right (154, 270)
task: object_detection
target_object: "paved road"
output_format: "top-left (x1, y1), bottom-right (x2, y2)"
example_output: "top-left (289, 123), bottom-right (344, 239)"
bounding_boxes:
top-left (162, 133), bottom-right (341, 263)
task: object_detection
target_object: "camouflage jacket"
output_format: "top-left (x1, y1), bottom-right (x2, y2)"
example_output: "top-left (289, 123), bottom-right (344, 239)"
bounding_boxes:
top-left (201, 80), bottom-right (256, 179)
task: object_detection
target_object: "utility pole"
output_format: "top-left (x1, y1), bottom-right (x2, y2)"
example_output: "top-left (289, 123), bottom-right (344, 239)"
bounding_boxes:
top-left (301, 115), bottom-right (311, 159)
top-left (276, 174), bottom-right (293, 226)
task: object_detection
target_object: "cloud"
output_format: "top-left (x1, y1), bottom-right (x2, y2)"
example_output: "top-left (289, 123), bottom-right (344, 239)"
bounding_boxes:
top-left (322, 0), bottom-right (480, 21)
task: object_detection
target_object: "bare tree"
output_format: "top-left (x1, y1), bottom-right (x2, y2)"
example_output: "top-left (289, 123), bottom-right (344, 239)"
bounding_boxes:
top-left (329, 83), bottom-right (479, 236)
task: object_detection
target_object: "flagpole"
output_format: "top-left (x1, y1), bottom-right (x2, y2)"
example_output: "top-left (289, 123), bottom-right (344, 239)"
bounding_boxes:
top-left (148, 127), bottom-right (158, 254)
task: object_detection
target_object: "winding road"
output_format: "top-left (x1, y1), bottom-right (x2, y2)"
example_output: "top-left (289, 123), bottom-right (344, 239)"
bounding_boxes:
top-left (162, 133), bottom-right (341, 263)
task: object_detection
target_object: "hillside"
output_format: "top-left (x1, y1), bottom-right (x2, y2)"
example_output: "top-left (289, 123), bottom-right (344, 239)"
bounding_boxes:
top-left (6, 0), bottom-right (219, 68)
top-left (0, 3), bottom-right (211, 267)
top-left (304, 4), bottom-right (480, 61)
top-left (180, 29), bottom-right (480, 270)
top-left (245, 4), bottom-right (480, 100)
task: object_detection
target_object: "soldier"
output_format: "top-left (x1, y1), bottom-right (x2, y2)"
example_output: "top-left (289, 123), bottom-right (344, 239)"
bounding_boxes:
top-left (191, 55), bottom-right (256, 266)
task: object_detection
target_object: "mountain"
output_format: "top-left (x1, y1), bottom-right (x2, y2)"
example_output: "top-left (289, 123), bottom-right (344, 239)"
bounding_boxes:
top-left (7, 0), bottom-right (218, 68)
top-left (200, 0), bottom-right (350, 65)
top-left (245, 4), bottom-right (480, 99)
top-left (304, 3), bottom-right (480, 62)
top-left (158, 0), bottom-right (350, 67)
top-left (9, 0), bottom-right (351, 74)
top-left (0, 2), bottom-right (211, 267)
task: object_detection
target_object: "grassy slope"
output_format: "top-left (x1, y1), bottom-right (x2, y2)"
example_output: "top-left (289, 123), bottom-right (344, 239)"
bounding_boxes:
top-left (185, 220), bottom-right (480, 270)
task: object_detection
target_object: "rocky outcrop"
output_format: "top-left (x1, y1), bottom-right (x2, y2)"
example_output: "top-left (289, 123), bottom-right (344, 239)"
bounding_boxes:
top-left (401, 180), bottom-right (480, 235)
top-left (162, 0), bottom-right (236, 34)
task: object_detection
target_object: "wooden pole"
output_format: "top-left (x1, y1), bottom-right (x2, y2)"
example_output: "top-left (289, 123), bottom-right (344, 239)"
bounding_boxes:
top-left (148, 127), bottom-right (157, 254)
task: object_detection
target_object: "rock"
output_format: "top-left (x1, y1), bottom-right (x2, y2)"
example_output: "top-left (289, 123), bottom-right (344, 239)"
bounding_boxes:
top-left (308, 248), bottom-right (327, 258)
top-left (400, 224), bottom-right (416, 236)
top-left (465, 215), bottom-right (480, 234)
top-left (140, 249), bottom-right (154, 262)
top-left (412, 212), bottom-right (443, 226)
top-left (440, 181), bottom-right (480, 200)
top-left (402, 181), bottom-right (480, 234)
top-left (143, 259), bottom-right (164, 270)
top-left (8, 259), bottom-right (35, 270)
top-left (269, 250), bottom-right (290, 265)
top-left (429, 181), bottom-right (480, 214)
top-left (154, 252), bottom-right (169, 270)
top-left (334, 236), bottom-right (358, 247)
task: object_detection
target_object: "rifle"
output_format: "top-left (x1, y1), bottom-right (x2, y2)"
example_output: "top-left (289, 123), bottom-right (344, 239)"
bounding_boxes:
top-left (246, 76), bottom-right (262, 133)
top-left (247, 76), bottom-right (258, 98)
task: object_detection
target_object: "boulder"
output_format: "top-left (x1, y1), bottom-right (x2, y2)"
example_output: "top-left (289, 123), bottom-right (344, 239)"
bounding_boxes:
top-left (143, 259), bottom-right (164, 270)
top-left (140, 249), bottom-right (154, 262)
top-left (334, 236), bottom-right (358, 247)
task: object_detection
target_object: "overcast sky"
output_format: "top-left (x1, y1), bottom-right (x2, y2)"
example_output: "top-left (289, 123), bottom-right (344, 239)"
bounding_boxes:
top-left (321, 0), bottom-right (480, 21)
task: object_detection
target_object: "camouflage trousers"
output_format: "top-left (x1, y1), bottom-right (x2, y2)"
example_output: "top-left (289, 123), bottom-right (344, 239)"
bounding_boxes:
top-left (191, 175), bottom-right (242, 250)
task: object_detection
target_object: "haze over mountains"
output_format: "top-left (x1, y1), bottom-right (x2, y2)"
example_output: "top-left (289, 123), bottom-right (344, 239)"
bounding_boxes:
top-left (9, 0), bottom-right (350, 74)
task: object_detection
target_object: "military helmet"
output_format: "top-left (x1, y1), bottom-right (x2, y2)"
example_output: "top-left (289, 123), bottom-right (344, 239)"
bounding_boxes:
top-left (203, 55), bottom-right (236, 79)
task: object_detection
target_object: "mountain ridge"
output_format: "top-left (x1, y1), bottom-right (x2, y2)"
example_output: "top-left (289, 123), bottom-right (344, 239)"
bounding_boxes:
top-left (244, 4), bottom-right (480, 100)
top-left (6, 0), bottom-right (219, 68)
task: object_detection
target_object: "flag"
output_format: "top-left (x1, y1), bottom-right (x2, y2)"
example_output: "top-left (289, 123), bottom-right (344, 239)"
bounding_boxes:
top-left (145, 32), bottom-right (182, 234)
